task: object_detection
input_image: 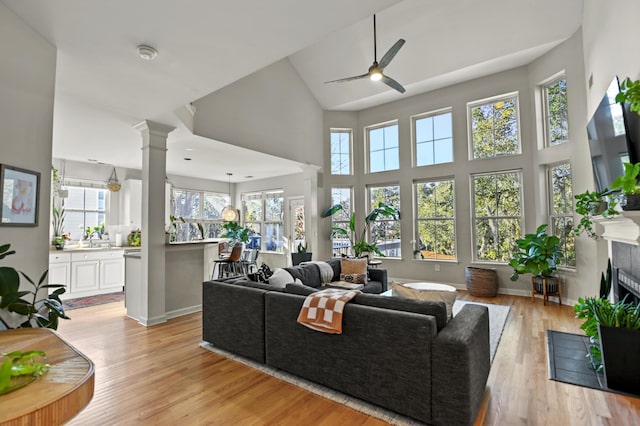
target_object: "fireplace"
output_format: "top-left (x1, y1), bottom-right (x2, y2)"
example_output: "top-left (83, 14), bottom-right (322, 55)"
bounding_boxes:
top-left (596, 212), bottom-right (640, 303)
top-left (612, 242), bottom-right (640, 304)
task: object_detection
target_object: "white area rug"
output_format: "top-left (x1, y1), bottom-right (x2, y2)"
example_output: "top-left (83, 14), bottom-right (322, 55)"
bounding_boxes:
top-left (200, 300), bottom-right (509, 425)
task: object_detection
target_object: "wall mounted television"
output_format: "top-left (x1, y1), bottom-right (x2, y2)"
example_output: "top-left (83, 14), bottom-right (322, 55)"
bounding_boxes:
top-left (587, 76), bottom-right (640, 193)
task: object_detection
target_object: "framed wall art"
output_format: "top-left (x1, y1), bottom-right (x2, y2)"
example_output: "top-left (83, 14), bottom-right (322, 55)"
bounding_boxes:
top-left (0, 164), bottom-right (40, 226)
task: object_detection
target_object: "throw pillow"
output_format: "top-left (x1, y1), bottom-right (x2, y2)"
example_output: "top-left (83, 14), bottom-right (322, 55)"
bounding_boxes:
top-left (268, 268), bottom-right (295, 289)
top-left (341, 258), bottom-right (367, 275)
top-left (340, 273), bottom-right (368, 284)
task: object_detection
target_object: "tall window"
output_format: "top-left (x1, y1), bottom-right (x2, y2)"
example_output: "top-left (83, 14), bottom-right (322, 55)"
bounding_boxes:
top-left (368, 184), bottom-right (401, 257)
top-left (330, 129), bottom-right (352, 175)
top-left (415, 179), bottom-right (456, 260)
top-left (330, 187), bottom-right (353, 257)
top-left (548, 163), bottom-right (575, 267)
top-left (472, 170), bottom-right (523, 262)
top-left (64, 186), bottom-right (107, 240)
top-left (242, 190), bottom-right (284, 253)
top-left (469, 94), bottom-right (520, 159)
top-left (368, 122), bottom-right (399, 173)
top-left (413, 109), bottom-right (453, 166)
top-left (172, 189), bottom-right (229, 241)
top-left (543, 77), bottom-right (569, 146)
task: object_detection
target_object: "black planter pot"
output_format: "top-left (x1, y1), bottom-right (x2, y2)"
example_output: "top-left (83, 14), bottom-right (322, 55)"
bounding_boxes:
top-left (598, 324), bottom-right (640, 394)
top-left (621, 193), bottom-right (640, 211)
top-left (533, 275), bottom-right (559, 294)
top-left (291, 252), bottom-right (312, 266)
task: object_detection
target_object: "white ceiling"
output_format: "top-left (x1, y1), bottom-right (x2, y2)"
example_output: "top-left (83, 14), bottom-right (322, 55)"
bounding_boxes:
top-left (2, 0), bottom-right (583, 183)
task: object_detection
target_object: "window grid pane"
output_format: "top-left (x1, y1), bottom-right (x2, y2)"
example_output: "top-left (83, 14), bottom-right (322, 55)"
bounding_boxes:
top-left (470, 95), bottom-right (520, 159)
top-left (368, 123), bottom-right (399, 173)
top-left (415, 111), bottom-right (454, 167)
top-left (63, 186), bottom-right (108, 240)
top-left (549, 163), bottom-right (575, 267)
top-left (330, 130), bottom-right (351, 175)
top-left (369, 184), bottom-right (400, 257)
top-left (472, 171), bottom-right (523, 262)
top-left (545, 78), bottom-right (569, 146)
top-left (241, 191), bottom-right (284, 252)
top-left (415, 179), bottom-right (456, 260)
top-left (331, 187), bottom-right (352, 256)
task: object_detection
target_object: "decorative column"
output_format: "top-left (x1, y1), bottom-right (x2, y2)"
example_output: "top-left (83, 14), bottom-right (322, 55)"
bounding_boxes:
top-left (302, 165), bottom-right (322, 257)
top-left (134, 120), bottom-right (175, 326)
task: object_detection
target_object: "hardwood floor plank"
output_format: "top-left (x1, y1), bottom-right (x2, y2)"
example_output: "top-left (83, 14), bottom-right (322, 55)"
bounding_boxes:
top-left (55, 293), bottom-right (640, 425)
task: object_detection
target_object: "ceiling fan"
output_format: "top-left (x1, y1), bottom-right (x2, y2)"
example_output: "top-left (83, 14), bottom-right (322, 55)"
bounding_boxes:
top-left (325, 14), bottom-right (406, 93)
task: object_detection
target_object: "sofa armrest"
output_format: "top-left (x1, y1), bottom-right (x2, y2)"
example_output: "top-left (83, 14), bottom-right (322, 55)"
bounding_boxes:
top-left (367, 268), bottom-right (387, 292)
top-left (432, 304), bottom-right (490, 426)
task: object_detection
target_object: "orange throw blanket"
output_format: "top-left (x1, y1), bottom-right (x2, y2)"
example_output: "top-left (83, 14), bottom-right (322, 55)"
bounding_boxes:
top-left (296, 288), bottom-right (361, 334)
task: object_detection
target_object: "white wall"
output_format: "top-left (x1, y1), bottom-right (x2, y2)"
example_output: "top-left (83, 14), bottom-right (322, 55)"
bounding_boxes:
top-left (0, 4), bottom-right (56, 281)
top-left (322, 32), bottom-right (593, 302)
top-left (192, 58), bottom-right (324, 167)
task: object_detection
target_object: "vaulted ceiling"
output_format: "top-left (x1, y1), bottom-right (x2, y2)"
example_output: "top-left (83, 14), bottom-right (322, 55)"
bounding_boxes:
top-left (1, 0), bottom-right (583, 182)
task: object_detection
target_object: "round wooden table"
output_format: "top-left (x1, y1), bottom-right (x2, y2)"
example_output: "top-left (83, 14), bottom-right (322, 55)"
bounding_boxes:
top-left (0, 328), bottom-right (95, 425)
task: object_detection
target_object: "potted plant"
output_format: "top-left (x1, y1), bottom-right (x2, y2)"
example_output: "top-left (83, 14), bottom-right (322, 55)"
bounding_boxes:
top-left (0, 243), bottom-right (69, 329)
top-left (509, 224), bottom-right (562, 294)
top-left (616, 77), bottom-right (640, 114)
top-left (221, 221), bottom-right (250, 245)
top-left (51, 207), bottom-right (66, 249)
top-left (573, 189), bottom-right (619, 239)
top-left (610, 162), bottom-right (640, 210)
top-left (291, 241), bottom-right (312, 265)
top-left (593, 297), bottom-right (640, 393)
top-left (321, 202), bottom-right (400, 258)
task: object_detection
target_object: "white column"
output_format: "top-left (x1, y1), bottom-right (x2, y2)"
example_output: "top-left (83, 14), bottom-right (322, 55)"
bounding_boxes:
top-left (302, 165), bottom-right (322, 257)
top-left (134, 120), bottom-right (175, 326)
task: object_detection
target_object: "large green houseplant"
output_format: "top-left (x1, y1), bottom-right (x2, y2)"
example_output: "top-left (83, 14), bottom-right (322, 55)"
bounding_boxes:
top-left (0, 243), bottom-right (69, 330)
top-left (221, 221), bottom-right (250, 245)
top-left (509, 224), bottom-right (563, 294)
top-left (321, 203), bottom-right (400, 257)
top-left (610, 162), bottom-right (640, 210)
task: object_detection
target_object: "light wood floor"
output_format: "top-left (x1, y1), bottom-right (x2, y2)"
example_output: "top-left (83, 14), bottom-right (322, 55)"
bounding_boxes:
top-left (56, 292), bottom-right (640, 425)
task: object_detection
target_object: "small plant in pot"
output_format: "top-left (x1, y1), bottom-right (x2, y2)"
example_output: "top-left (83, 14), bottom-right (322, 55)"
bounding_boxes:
top-left (610, 162), bottom-right (640, 211)
top-left (573, 189), bottom-right (619, 239)
top-left (221, 221), bottom-right (250, 245)
top-left (509, 224), bottom-right (562, 295)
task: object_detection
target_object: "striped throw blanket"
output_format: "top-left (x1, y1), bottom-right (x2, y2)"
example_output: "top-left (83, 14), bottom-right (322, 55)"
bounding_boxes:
top-left (296, 288), bottom-right (361, 334)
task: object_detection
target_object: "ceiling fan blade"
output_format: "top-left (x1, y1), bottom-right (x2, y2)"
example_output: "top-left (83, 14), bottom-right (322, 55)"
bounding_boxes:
top-left (324, 73), bottom-right (369, 84)
top-left (378, 39), bottom-right (405, 70)
top-left (382, 75), bottom-right (406, 93)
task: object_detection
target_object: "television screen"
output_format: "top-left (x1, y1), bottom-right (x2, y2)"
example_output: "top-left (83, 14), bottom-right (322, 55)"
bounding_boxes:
top-left (587, 77), bottom-right (639, 192)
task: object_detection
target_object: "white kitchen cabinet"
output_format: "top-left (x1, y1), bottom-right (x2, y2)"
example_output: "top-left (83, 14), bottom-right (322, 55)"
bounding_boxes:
top-left (121, 179), bottom-right (171, 228)
top-left (48, 252), bottom-right (71, 291)
top-left (49, 249), bottom-right (125, 299)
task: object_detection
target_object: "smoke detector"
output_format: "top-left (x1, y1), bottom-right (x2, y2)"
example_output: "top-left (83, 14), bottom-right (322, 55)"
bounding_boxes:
top-left (137, 44), bottom-right (158, 60)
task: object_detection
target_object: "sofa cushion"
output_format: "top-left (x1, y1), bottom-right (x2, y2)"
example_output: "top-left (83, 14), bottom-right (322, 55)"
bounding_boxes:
top-left (285, 283), bottom-right (317, 296)
top-left (352, 293), bottom-right (448, 331)
top-left (341, 257), bottom-right (367, 275)
top-left (284, 264), bottom-right (322, 288)
top-left (340, 273), bottom-right (368, 284)
top-left (269, 268), bottom-right (295, 289)
top-left (234, 279), bottom-right (283, 292)
top-left (327, 258), bottom-right (342, 281)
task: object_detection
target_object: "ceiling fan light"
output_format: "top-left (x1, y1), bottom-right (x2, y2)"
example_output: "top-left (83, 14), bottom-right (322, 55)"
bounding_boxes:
top-left (370, 71), bottom-right (383, 81)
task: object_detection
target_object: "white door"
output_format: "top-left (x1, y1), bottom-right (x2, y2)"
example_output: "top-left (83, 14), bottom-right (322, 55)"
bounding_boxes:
top-left (288, 197), bottom-right (306, 254)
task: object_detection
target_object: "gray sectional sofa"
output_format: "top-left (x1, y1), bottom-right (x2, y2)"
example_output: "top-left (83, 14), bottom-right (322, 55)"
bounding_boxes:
top-left (202, 277), bottom-right (490, 426)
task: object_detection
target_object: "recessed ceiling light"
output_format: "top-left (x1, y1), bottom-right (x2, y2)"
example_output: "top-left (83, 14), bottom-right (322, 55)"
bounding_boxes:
top-left (88, 159), bottom-right (98, 163)
top-left (245, 175), bottom-right (253, 179)
top-left (185, 148), bottom-right (193, 152)
top-left (184, 157), bottom-right (192, 161)
top-left (137, 44), bottom-right (158, 60)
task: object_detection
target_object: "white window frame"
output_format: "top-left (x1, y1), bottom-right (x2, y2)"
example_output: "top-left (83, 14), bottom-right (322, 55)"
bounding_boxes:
top-left (171, 188), bottom-right (230, 241)
top-left (414, 177), bottom-right (457, 261)
top-left (541, 73), bottom-right (569, 147)
top-left (412, 107), bottom-right (454, 167)
top-left (367, 183), bottom-right (401, 258)
top-left (330, 128), bottom-right (353, 175)
top-left (63, 185), bottom-right (108, 241)
top-left (330, 186), bottom-right (353, 257)
top-left (366, 120), bottom-right (400, 173)
top-left (242, 190), bottom-right (285, 253)
top-left (470, 169), bottom-right (524, 263)
top-left (547, 162), bottom-right (575, 269)
top-left (467, 92), bottom-right (521, 160)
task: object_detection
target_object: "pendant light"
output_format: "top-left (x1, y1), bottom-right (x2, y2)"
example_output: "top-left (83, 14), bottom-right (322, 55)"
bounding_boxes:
top-left (222, 172), bottom-right (239, 222)
top-left (107, 167), bottom-right (121, 192)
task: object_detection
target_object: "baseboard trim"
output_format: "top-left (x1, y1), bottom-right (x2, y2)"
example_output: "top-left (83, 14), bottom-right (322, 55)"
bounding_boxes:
top-left (166, 305), bottom-right (202, 319)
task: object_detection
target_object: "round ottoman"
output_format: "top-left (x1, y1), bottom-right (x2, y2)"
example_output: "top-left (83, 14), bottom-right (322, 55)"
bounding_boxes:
top-left (392, 282), bottom-right (457, 319)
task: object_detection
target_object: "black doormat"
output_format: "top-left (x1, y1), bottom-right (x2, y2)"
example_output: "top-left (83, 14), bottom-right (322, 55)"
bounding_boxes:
top-left (546, 330), bottom-right (640, 398)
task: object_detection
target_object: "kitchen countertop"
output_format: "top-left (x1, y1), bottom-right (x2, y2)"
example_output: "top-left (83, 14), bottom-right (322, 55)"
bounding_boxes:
top-left (49, 246), bottom-right (128, 253)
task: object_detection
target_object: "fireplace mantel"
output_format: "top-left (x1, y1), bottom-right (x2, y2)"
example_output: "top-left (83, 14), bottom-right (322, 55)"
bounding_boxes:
top-left (594, 211), bottom-right (640, 245)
